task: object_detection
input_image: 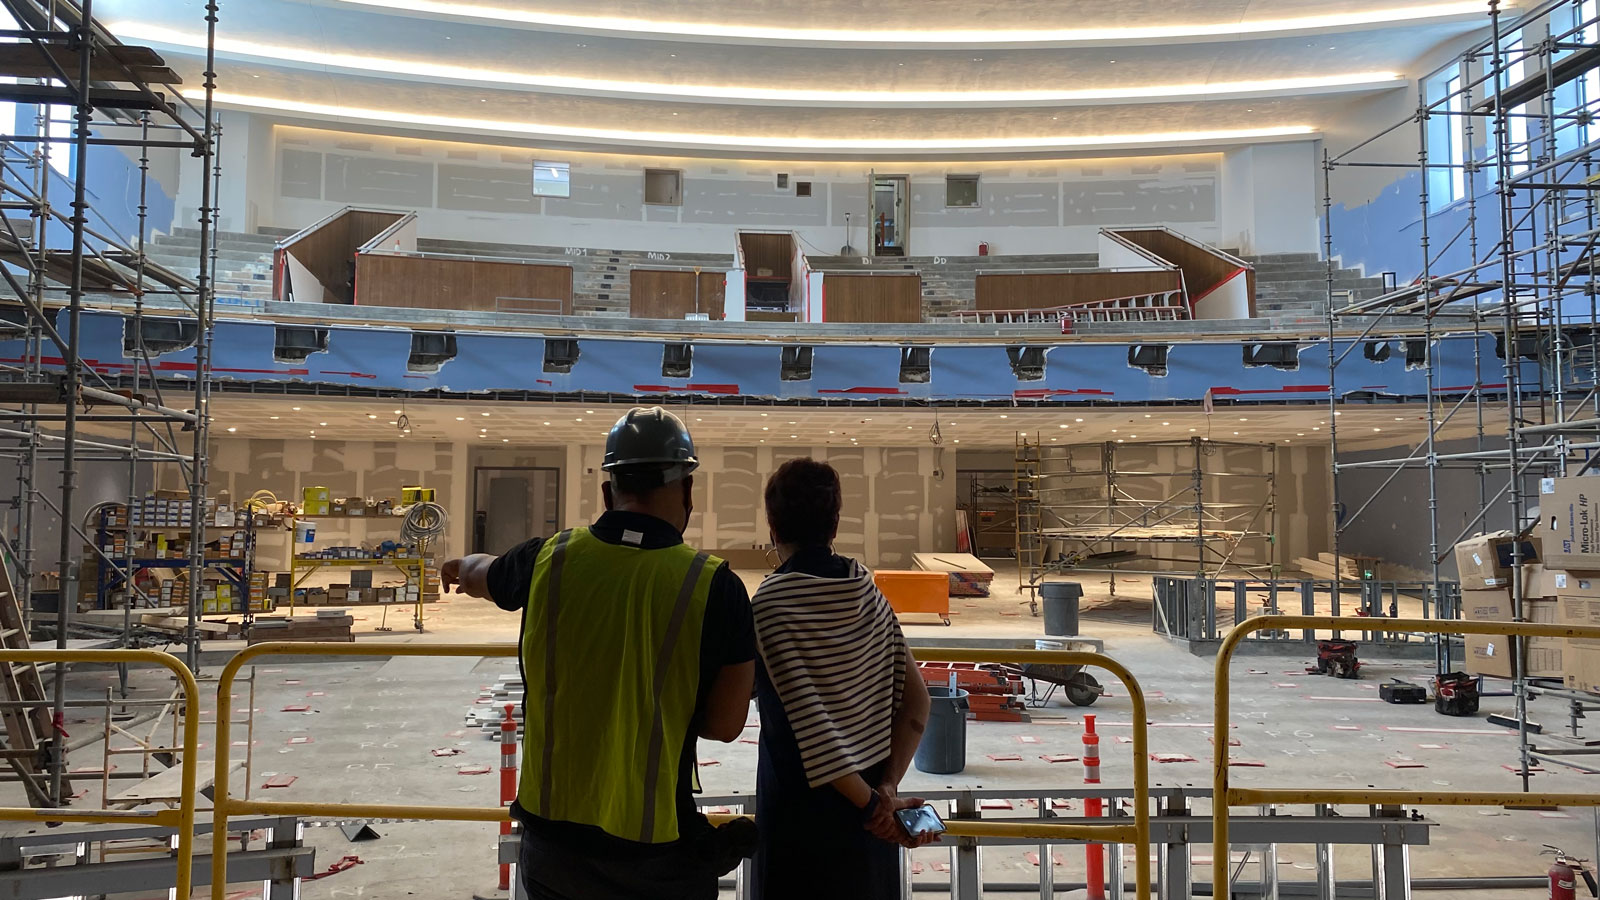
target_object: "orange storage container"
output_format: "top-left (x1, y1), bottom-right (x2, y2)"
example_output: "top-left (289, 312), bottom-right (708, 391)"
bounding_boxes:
top-left (874, 569), bottom-right (951, 625)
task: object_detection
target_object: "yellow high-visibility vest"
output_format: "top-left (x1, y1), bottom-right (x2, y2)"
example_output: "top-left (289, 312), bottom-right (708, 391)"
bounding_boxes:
top-left (518, 527), bottom-right (720, 844)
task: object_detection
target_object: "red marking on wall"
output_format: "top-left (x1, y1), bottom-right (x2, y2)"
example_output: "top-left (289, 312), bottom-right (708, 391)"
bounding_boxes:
top-left (1189, 266), bottom-right (1250, 312)
top-left (1013, 387), bottom-right (1115, 398)
top-left (632, 383), bottom-right (740, 394)
top-left (320, 370), bottom-right (378, 379)
top-left (1209, 384), bottom-right (1330, 396)
top-left (536, 378), bottom-right (553, 386)
top-left (817, 386), bottom-right (908, 395)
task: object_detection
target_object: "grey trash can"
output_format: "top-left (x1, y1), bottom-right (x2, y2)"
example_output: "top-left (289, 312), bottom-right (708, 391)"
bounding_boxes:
top-left (1041, 582), bottom-right (1084, 636)
top-left (913, 686), bottom-right (970, 775)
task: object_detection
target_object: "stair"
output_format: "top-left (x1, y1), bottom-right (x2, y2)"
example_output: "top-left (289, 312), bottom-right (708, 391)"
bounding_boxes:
top-left (1242, 252), bottom-right (1388, 319)
top-left (144, 228), bottom-right (276, 306)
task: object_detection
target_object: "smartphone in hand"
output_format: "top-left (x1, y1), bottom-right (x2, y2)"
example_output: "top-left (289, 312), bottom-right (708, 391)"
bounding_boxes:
top-left (894, 804), bottom-right (947, 839)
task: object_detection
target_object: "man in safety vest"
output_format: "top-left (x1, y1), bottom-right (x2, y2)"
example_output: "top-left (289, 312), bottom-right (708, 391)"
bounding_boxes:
top-left (443, 407), bottom-right (757, 899)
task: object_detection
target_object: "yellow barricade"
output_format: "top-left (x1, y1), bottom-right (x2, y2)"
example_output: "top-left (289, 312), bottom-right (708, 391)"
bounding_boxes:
top-left (213, 642), bottom-right (1152, 900)
top-left (1212, 615), bottom-right (1600, 899)
top-left (0, 648), bottom-right (202, 899)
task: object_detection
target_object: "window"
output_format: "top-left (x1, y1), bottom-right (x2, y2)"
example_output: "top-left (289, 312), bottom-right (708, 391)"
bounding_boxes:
top-left (796, 181), bottom-right (813, 197)
top-left (946, 174), bottom-right (980, 208)
top-left (1425, 67), bottom-right (1466, 209)
top-left (1504, 35), bottom-right (1531, 173)
top-left (644, 168), bottom-right (682, 206)
top-left (1583, 1), bottom-right (1600, 146)
top-left (532, 160), bottom-right (570, 198)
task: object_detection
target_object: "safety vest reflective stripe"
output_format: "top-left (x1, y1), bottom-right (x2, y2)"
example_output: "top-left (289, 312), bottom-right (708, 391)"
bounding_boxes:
top-left (537, 529), bottom-right (572, 819)
top-left (637, 550), bottom-right (709, 843)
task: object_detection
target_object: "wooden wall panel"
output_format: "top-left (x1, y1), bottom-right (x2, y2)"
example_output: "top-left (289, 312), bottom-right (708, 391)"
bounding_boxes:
top-left (975, 270), bottom-right (1182, 310)
top-left (1116, 228), bottom-right (1252, 309)
top-left (629, 269), bottom-right (725, 319)
top-left (283, 209), bottom-right (403, 304)
top-left (823, 274), bottom-right (923, 323)
top-left (355, 254), bottom-right (573, 314)
top-left (739, 232), bottom-right (792, 279)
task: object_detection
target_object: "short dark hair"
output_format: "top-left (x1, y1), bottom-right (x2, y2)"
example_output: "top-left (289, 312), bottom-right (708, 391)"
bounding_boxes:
top-left (765, 458), bottom-right (841, 547)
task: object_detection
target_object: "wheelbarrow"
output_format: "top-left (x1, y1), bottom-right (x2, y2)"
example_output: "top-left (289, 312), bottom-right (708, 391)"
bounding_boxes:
top-left (1003, 659), bottom-right (1103, 708)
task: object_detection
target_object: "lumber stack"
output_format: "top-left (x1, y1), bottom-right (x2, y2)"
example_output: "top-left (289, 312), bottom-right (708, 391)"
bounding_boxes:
top-left (1291, 553), bottom-right (1381, 581)
top-left (247, 612), bottom-right (355, 643)
top-left (918, 662), bottom-right (1027, 722)
top-left (913, 552), bottom-right (995, 597)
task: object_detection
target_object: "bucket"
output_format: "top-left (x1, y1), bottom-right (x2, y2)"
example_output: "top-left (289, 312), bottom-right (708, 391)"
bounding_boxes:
top-left (913, 686), bottom-right (970, 775)
top-left (295, 520), bottom-right (316, 544)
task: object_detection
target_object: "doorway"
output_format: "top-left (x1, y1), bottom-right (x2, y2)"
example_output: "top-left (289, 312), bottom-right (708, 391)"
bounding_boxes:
top-left (472, 466), bottom-right (561, 554)
top-left (870, 174), bottom-right (908, 257)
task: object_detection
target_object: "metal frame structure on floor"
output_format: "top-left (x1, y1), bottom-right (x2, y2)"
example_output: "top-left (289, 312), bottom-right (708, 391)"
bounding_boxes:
top-left (1015, 435), bottom-right (1277, 595)
top-left (0, 0), bottom-right (221, 807)
top-left (1323, 0), bottom-right (1600, 791)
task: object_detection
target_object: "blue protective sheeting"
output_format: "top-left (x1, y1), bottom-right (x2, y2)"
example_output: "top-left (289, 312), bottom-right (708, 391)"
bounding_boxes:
top-left (0, 309), bottom-right (1531, 405)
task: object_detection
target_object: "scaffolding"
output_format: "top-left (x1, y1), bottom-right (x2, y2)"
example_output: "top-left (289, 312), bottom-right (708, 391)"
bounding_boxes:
top-left (1324, 0), bottom-right (1600, 789)
top-left (0, 0), bottom-right (220, 807)
top-left (1015, 435), bottom-right (1277, 598)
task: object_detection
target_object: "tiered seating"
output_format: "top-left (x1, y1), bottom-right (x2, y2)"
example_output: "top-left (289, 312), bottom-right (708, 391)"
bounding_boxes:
top-left (1242, 252), bottom-right (1388, 318)
top-left (145, 227), bottom-right (275, 306)
top-left (138, 224), bottom-right (1386, 326)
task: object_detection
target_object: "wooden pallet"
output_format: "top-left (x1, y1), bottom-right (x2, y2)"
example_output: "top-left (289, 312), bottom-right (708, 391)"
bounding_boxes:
top-left (0, 533), bottom-right (65, 806)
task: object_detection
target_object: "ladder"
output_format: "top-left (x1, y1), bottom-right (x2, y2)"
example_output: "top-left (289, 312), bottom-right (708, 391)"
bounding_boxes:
top-left (0, 533), bottom-right (66, 806)
top-left (1014, 434), bottom-right (1043, 614)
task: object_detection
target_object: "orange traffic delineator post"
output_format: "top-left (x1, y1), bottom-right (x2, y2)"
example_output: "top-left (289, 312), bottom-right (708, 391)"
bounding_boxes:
top-left (1083, 713), bottom-right (1105, 900)
top-left (498, 703), bottom-right (518, 892)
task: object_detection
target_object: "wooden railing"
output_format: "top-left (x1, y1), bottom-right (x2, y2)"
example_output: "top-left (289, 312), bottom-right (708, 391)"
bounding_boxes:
top-left (273, 207), bottom-right (406, 304)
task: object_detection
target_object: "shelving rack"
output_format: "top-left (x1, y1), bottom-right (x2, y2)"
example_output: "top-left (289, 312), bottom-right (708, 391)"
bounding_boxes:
top-left (90, 507), bottom-right (257, 617)
top-left (0, 0), bottom-right (221, 807)
top-left (1322, 0), bottom-right (1600, 790)
top-left (288, 512), bottom-right (434, 631)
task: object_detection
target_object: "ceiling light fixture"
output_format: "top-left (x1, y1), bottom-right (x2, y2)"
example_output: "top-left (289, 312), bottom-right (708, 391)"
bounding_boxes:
top-left (226, 427), bottom-right (237, 433)
top-left (456, 416), bottom-right (465, 421)
top-left (368, 414), bottom-right (378, 419)
top-left (482, 412), bottom-right (491, 417)
top-left (315, 1), bottom-right (1491, 46)
top-left (183, 90), bottom-right (1316, 153)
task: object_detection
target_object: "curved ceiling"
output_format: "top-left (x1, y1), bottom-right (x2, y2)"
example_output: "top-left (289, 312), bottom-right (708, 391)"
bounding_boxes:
top-left (102, 0), bottom-right (1501, 158)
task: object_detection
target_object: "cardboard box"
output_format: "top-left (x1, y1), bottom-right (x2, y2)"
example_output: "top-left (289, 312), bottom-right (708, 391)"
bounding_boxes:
top-left (1540, 476), bottom-right (1600, 571)
top-left (1454, 531), bottom-right (1539, 589)
top-left (376, 587), bottom-right (396, 603)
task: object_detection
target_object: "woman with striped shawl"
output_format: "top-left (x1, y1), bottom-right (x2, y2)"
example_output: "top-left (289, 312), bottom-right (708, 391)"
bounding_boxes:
top-left (749, 458), bottom-right (934, 900)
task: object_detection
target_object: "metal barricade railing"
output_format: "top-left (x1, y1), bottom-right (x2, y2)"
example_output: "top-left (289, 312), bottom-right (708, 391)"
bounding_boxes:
top-left (211, 642), bottom-right (1153, 900)
top-left (1212, 615), bottom-right (1600, 898)
top-left (0, 649), bottom-right (201, 899)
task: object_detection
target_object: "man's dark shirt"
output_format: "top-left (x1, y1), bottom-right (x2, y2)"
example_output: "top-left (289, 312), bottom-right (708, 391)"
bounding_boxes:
top-left (486, 509), bottom-right (756, 861)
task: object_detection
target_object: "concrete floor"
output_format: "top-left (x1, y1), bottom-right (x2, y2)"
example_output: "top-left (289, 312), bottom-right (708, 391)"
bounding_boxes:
top-left (17, 564), bottom-right (1600, 899)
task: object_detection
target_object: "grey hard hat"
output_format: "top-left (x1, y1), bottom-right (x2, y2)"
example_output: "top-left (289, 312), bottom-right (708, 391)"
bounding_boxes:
top-left (603, 407), bottom-right (698, 484)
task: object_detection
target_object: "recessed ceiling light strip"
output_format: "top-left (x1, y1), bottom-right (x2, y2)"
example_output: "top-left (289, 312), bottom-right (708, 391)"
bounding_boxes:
top-left (111, 23), bottom-right (1400, 107)
top-left (321, 0), bottom-right (1499, 47)
top-left (188, 90), bottom-right (1316, 152)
